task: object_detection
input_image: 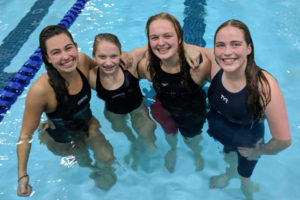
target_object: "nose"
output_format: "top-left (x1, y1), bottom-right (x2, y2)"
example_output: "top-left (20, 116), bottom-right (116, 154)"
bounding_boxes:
top-left (105, 58), bottom-right (113, 66)
top-left (61, 50), bottom-right (70, 60)
top-left (158, 37), bottom-right (164, 45)
top-left (224, 46), bottom-right (232, 55)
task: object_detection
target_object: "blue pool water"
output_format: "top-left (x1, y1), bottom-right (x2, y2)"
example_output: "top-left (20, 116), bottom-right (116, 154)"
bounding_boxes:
top-left (0, 0), bottom-right (300, 199)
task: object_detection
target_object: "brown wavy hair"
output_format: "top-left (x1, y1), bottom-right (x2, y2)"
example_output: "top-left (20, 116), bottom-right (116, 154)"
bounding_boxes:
top-left (145, 12), bottom-right (193, 92)
top-left (214, 19), bottom-right (271, 121)
top-left (39, 25), bottom-right (88, 132)
top-left (39, 25), bottom-right (74, 110)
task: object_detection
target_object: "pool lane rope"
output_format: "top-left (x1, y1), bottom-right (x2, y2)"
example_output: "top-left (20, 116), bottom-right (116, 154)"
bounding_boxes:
top-left (0, 0), bottom-right (90, 122)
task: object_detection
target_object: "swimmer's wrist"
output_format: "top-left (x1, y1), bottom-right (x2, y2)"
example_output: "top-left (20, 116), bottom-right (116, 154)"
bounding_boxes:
top-left (18, 174), bottom-right (29, 182)
top-left (256, 147), bottom-right (263, 157)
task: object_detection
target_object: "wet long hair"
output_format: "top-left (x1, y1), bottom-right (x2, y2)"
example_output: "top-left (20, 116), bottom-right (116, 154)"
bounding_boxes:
top-left (145, 12), bottom-right (193, 92)
top-left (92, 33), bottom-right (122, 56)
top-left (214, 20), bottom-right (271, 121)
top-left (39, 25), bottom-right (87, 132)
top-left (39, 25), bottom-right (75, 111)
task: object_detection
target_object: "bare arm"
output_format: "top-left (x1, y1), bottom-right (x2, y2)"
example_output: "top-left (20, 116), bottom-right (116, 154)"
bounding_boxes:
top-left (186, 44), bottom-right (220, 81)
top-left (77, 52), bottom-right (97, 77)
top-left (127, 45), bottom-right (148, 77)
top-left (89, 67), bottom-right (98, 90)
top-left (189, 48), bottom-right (211, 85)
top-left (238, 72), bottom-right (291, 160)
top-left (183, 42), bottom-right (204, 69)
top-left (260, 72), bottom-right (291, 152)
top-left (137, 55), bottom-right (152, 81)
top-left (203, 48), bottom-right (220, 81)
top-left (17, 78), bottom-right (48, 196)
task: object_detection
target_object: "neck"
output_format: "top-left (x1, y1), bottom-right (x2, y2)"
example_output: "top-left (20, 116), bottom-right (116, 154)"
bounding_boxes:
top-left (59, 68), bottom-right (77, 83)
top-left (222, 63), bottom-right (247, 91)
top-left (161, 54), bottom-right (181, 73)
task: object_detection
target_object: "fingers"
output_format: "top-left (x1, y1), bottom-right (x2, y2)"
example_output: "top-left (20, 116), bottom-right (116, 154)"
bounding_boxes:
top-left (188, 57), bottom-right (198, 69)
top-left (199, 53), bottom-right (203, 64)
top-left (17, 175), bottom-right (32, 197)
top-left (237, 147), bottom-right (259, 161)
top-left (237, 147), bottom-right (250, 157)
top-left (191, 59), bottom-right (196, 69)
top-left (255, 138), bottom-right (264, 148)
top-left (237, 147), bottom-right (247, 151)
top-left (187, 53), bottom-right (203, 70)
top-left (120, 57), bottom-right (133, 69)
top-left (120, 59), bottom-right (127, 69)
top-left (26, 184), bottom-right (33, 196)
top-left (17, 183), bottom-right (32, 196)
top-left (120, 52), bottom-right (133, 69)
top-left (193, 53), bottom-right (203, 69)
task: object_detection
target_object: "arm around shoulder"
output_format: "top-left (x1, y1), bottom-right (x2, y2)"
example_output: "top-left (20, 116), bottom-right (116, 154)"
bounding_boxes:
top-left (137, 56), bottom-right (151, 81)
top-left (89, 67), bottom-right (98, 90)
top-left (127, 45), bottom-right (148, 76)
top-left (78, 52), bottom-right (97, 73)
top-left (190, 51), bottom-right (211, 85)
top-left (185, 44), bottom-right (220, 80)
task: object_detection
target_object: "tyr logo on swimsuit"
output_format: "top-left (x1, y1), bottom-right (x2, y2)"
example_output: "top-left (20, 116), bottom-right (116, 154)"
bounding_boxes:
top-left (220, 94), bottom-right (228, 104)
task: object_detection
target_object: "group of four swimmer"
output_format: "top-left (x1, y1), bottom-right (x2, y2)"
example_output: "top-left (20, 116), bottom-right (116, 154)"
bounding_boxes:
top-left (17, 12), bottom-right (291, 200)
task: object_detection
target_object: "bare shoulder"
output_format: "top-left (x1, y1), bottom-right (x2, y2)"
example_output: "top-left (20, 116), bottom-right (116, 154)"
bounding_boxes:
top-left (259, 70), bottom-right (279, 93)
top-left (203, 47), bottom-right (214, 58)
top-left (26, 73), bottom-right (53, 108)
top-left (262, 70), bottom-right (277, 84)
top-left (29, 73), bottom-right (51, 96)
top-left (78, 51), bottom-right (91, 63)
top-left (78, 52), bottom-right (97, 76)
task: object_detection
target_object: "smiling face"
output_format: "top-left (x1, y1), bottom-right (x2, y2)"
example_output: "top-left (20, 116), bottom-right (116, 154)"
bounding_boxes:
top-left (148, 19), bottom-right (180, 61)
top-left (214, 26), bottom-right (252, 73)
top-left (93, 40), bottom-right (121, 74)
top-left (45, 33), bottom-right (78, 73)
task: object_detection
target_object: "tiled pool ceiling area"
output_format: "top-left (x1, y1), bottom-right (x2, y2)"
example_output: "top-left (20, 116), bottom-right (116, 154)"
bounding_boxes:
top-left (0, 0), bottom-right (55, 89)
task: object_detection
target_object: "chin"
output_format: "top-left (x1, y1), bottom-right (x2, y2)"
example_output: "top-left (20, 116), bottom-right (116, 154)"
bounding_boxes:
top-left (222, 66), bottom-right (239, 73)
top-left (102, 67), bottom-right (116, 74)
top-left (157, 53), bottom-right (172, 60)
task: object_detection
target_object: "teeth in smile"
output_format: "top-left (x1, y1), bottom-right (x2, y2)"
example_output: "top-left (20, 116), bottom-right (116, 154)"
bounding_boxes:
top-left (223, 59), bottom-right (234, 62)
top-left (103, 66), bottom-right (114, 70)
top-left (62, 60), bottom-right (73, 66)
top-left (159, 48), bottom-right (168, 52)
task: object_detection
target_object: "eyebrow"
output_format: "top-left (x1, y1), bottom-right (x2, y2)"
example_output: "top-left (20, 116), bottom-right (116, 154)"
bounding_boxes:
top-left (48, 43), bottom-right (74, 54)
top-left (231, 40), bottom-right (243, 43)
top-left (215, 40), bottom-right (243, 44)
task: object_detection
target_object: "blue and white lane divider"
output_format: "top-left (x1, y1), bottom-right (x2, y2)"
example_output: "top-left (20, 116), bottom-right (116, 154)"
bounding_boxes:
top-left (0, 0), bottom-right (90, 122)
